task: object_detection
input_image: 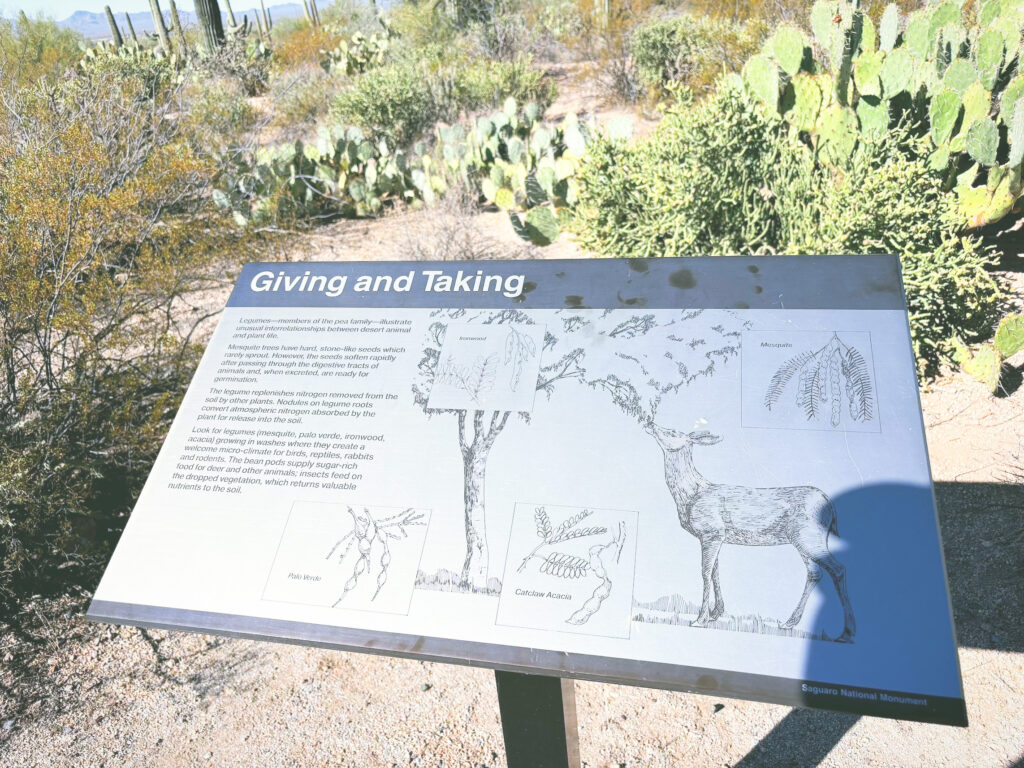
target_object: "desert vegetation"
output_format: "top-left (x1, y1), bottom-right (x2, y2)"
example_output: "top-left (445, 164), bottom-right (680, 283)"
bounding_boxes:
top-left (1, 0), bottom-right (1023, 743)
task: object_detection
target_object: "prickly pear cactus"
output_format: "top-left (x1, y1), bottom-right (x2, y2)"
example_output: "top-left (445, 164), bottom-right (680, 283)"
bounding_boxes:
top-left (214, 95), bottom-right (590, 246)
top-left (741, 0), bottom-right (1024, 229)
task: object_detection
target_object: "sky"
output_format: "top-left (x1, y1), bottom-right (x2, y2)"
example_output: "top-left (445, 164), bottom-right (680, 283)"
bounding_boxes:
top-left (4, 1), bottom-right (199, 21)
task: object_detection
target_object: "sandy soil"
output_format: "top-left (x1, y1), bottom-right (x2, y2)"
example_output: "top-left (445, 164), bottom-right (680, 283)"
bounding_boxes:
top-left (1, 214), bottom-right (1022, 767)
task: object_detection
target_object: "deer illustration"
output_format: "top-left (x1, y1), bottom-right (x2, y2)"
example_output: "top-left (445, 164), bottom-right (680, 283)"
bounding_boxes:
top-left (646, 423), bottom-right (856, 643)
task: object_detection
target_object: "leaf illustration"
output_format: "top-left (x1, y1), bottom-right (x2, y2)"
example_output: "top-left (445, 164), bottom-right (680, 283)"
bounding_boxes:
top-left (554, 525), bottom-right (608, 542)
top-left (764, 350), bottom-right (815, 409)
top-left (841, 346), bottom-right (874, 421)
top-left (469, 354), bottom-right (498, 399)
top-left (539, 552), bottom-right (591, 579)
top-left (765, 334), bottom-right (874, 427)
top-left (504, 328), bottom-right (537, 391)
top-left (552, 508), bottom-right (592, 540)
top-left (535, 507), bottom-right (552, 541)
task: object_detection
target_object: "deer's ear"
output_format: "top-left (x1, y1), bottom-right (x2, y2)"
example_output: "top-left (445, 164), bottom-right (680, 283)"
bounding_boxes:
top-left (690, 431), bottom-right (722, 445)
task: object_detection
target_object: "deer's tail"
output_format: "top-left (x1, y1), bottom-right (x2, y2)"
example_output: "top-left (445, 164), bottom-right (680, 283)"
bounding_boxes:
top-left (826, 498), bottom-right (839, 542)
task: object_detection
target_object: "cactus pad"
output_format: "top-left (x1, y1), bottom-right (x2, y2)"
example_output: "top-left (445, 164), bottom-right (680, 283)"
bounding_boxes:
top-left (879, 47), bottom-right (914, 95)
top-left (966, 118), bottom-right (999, 165)
top-left (994, 314), bottom-right (1024, 358)
top-left (943, 58), bottom-right (979, 95)
top-left (854, 50), bottom-right (883, 97)
top-left (856, 97), bottom-right (889, 137)
top-left (879, 4), bottom-right (899, 52)
top-left (743, 54), bottom-right (780, 109)
top-left (929, 88), bottom-right (962, 146)
top-left (976, 28), bottom-right (1005, 90)
top-left (818, 104), bottom-right (859, 163)
top-left (771, 26), bottom-right (808, 76)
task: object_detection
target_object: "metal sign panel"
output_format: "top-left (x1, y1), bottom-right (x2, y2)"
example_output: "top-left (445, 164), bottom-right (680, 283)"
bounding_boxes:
top-left (88, 256), bottom-right (966, 725)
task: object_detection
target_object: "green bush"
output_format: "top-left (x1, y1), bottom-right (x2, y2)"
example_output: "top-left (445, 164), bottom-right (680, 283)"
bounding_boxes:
top-left (331, 53), bottom-right (555, 148)
top-left (0, 72), bottom-right (228, 615)
top-left (78, 42), bottom-right (179, 100)
top-left (573, 80), bottom-right (1002, 374)
top-left (331, 62), bottom-right (439, 148)
top-left (630, 14), bottom-right (766, 97)
top-left (0, 12), bottom-right (84, 87)
top-left (574, 84), bottom-right (808, 257)
top-left (182, 76), bottom-right (257, 150)
top-left (443, 54), bottom-right (556, 116)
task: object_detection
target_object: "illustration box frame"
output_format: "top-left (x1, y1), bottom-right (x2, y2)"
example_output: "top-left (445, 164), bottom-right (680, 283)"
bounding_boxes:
top-left (88, 255), bottom-right (967, 726)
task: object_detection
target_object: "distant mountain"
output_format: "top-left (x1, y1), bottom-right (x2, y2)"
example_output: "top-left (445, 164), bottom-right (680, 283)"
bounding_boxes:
top-left (57, 4), bottom-right (305, 41)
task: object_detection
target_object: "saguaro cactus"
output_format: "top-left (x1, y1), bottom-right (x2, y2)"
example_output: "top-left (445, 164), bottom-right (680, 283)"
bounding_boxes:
top-left (104, 5), bottom-right (123, 48)
top-left (168, 0), bottom-right (188, 57)
top-left (123, 12), bottom-right (139, 46)
top-left (194, 0), bottom-right (226, 53)
top-left (148, 0), bottom-right (172, 55)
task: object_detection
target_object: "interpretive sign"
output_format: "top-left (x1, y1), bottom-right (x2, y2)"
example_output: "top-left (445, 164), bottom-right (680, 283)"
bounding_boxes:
top-left (88, 256), bottom-right (967, 726)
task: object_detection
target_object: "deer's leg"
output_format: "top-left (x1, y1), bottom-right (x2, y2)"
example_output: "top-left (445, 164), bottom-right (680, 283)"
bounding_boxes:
top-left (817, 554), bottom-right (856, 643)
top-left (693, 536), bottom-right (723, 627)
top-left (710, 559), bottom-right (725, 620)
top-left (782, 558), bottom-right (821, 630)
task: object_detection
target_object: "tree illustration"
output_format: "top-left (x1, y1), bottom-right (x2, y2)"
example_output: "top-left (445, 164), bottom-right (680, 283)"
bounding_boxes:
top-left (764, 333), bottom-right (874, 427)
top-left (412, 309), bottom-right (581, 592)
top-left (412, 307), bottom-right (748, 593)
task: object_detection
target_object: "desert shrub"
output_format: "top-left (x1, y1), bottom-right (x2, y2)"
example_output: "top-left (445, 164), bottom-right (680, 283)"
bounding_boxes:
top-left (388, 0), bottom-right (459, 49)
top-left (330, 51), bottom-right (553, 148)
top-left (461, 0), bottom-right (532, 60)
top-left (440, 53), bottom-right (556, 116)
top-left (573, 80), bottom-right (1002, 373)
top-left (330, 62), bottom-right (439, 147)
top-left (78, 42), bottom-right (179, 100)
top-left (686, 0), bottom-right (811, 25)
top-left (195, 35), bottom-right (273, 96)
top-left (631, 14), bottom-right (765, 96)
top-left (0, 72), bottom-right (231, 615)
top-left (574, 84), bottom-right (807, 256)
top-left (181, 76), bottom-right (258, 150)
top-left (0, 12), bottom-right (84, 87)
top-left (273, 19), bottom-right (344, 70)
top-left (271, 65), bottom-right (344, 132)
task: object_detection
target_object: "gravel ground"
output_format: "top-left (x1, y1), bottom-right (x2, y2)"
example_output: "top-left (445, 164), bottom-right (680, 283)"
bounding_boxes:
top-left (1, 219), bottom-right (1022, 767)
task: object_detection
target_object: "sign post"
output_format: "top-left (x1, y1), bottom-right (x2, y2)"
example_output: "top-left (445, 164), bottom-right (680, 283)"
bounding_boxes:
top-left (88, 256), bottom-right (968, 745)
top-left (495, 671), bottom-right (579, 768)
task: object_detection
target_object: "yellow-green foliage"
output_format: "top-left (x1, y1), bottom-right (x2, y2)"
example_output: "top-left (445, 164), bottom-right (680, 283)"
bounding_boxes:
top-left (0, 73), bottom-right (230, 612)
top-left (631, 14), bottom-right (767, 96)
top-left (573, 80), bottom-right (1002, 374)
top-left (331, 52), bottom-right (555, 148)
top-left (0, 12), bottom-right (84, 87)
top-left (181, 76), bottom-right (258, 150)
